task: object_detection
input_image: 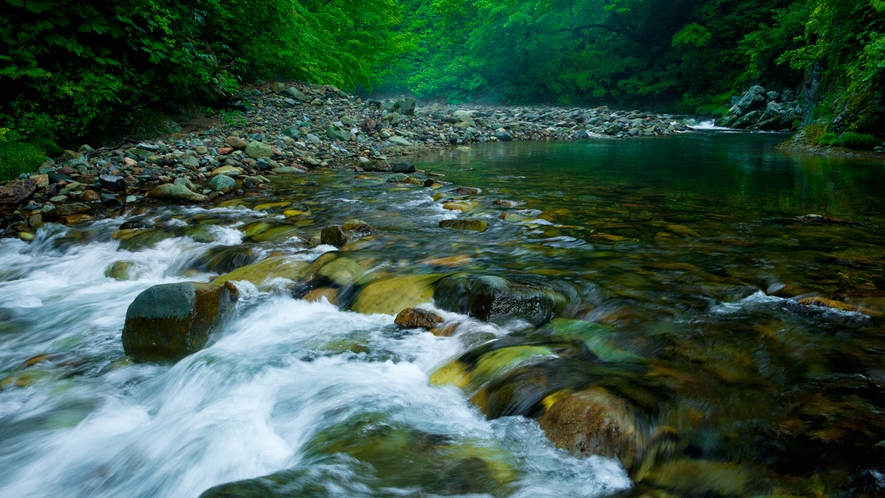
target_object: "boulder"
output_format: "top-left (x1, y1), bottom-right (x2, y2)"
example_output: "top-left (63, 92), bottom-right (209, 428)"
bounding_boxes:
top-left (537, 387), bottom-right (645, 471)
top-left (495, 131), bottom-right (514, 141)
top-left (390, 162), bottom-right (416, 173)
top-left (208, 175), bottom-right (236, 192)
top-left (121, 282), bottom-right (237, 362)
top-left (351, 275), bottom-right (441, 315)
top-left (147, 183), bottom-right (208, 202)
top-left (361, 158), bottom-right (391, 172)
top-left (326, 125), bottom-right (352, 142)
top-left (225, 136), bottom-right (248, 150)
top-left (214, 256), bottom-right (310, 291)
top-left (244, 141), bottom-right (273, 159)
top-left (0, 179), bottom-right (37, 205)
top-left (392, 97), bottom-right (417, 116)
top-left (466, 276), bottom-right (560, 326)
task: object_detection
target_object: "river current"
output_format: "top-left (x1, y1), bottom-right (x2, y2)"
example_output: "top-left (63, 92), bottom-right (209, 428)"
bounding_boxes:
top-left (1, 132), bottom-right (884, 497)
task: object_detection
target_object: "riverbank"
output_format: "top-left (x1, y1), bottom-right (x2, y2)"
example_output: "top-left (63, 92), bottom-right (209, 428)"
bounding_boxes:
top-left (0, 82), bottom-right (699, 240)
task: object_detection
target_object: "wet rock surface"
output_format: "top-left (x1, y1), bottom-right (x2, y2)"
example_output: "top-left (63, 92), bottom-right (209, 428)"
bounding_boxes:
top-left (121, 282), bottom-right (237, 362)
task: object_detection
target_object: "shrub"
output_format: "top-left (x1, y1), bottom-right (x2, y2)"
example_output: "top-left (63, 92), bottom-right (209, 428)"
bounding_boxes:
top-left (838, 132), bottom-right (880, 149)
top-left (817, 132), bottom-right (840, 146)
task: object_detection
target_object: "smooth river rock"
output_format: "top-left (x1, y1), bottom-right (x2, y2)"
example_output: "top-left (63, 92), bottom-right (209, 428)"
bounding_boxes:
top-left (121, 282), bottom-right (237, 362)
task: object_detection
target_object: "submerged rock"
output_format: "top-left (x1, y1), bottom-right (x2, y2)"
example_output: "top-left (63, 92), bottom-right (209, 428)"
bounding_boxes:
top-left (214, 256), bottom-right (310, 291)
top-left (351, 275), bottom-right (441, 315)
top-left (537, 387), bottom-right (645, 470)
top-left (467, 276), bottom-right (561, 326)
top-left (121, 282), bottom-right (237, 362)
top-left (439, 219), bottom-right (488, 232)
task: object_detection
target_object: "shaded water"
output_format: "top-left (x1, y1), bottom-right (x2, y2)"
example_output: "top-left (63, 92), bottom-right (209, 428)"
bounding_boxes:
top-left (1, 132), bottom-right (884, 496)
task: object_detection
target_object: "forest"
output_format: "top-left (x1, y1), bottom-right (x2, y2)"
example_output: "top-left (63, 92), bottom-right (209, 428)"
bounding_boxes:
top-left (1, 0), bottom-right (884, 178)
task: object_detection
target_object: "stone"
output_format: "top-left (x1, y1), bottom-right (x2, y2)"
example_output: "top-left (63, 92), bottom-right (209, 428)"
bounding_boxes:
top-left (382, 112), bottom-right (401, 125)
top-left (395, 308), bottom-right (444, 329)
top-left (495, 131), bottom-right (514, 141)
top-left (326, 125), bottom-right (352, 142)
top-left (390, 162), bottom-right (416, 173)
top-left (537, 387), bottom-right (644, 471)
top-left (271, 82), bottom-right (287, 94)
top-left (147, 183), bottom-right (208, 202)
top-left (29, 174), bottom-right (49, 188)
top-left (360, 118), bottom-right (378, 134)
top-left (244, 141), bottom-right (274, 159)
top-left (466, 276), bottom-right (561, 326)
top-left (173, 177), bottom-right (198, 192)
top-left (0, 179), bottom-right (37, 205)
top-left (62, 150), bottom-right (82, 161)
top-left (180, 156), bottom-right (200, 169)
top-left (19, 232), bottom-right (34, 242)
top-left (389, 136), bottom-right (412, 146)
top-left (392, 97), bottom-right (417, 116)
top-left (351, 275), bottom-right (441, 315)
top-left (121, 282), bottom-right (237, 362)
top-left (439, 219), bottom-right (488, 232)
top-left (314, 256), bottom-right (365, 286)
top-left (208, 175), bottom-right (236, 192)
top-left (320, 226), bottom-right (348, 247)
top-left (361, 158), bottom-right (391, 172)
top-left (387, 173), bottom-right (411, 183)
top-left (104, 261), bottom-right (142, 281)
top-left (286, 88), bottom-right (308, 101)
top-left (225, 136), bottom-right (248, 150)
top-left (214, 256), bottom-right (310, 291)
top-left (454, 187), bottom-right (480, 195)
top-left (210, 165), bottom-right (244, 177)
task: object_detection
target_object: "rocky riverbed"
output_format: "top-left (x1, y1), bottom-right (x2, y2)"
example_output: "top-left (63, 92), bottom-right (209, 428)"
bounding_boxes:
top-left (0, 82), bottom-right (698, 240)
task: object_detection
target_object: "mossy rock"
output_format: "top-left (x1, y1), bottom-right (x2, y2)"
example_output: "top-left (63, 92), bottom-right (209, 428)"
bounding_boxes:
top-left (440, 219), bottom-right (488, 232)
top-left (350, 274), bottom-right (442, 315)
top-left (201, 415), bottom-right (516, 497)
top-left (313, 255), bottom-right (366, 287)
top-left (121, 282), bottom-right (236, 362)
top-left (191, 245), bottom-right (258, 273)
top-left (104, 261), bottom-right (148, 281)
top-left (214, 256), bottom-right (311, 290)
top-left (640, 458), bottom-right (759, 496)
top-left (113, 229), bottom-right (174, 252)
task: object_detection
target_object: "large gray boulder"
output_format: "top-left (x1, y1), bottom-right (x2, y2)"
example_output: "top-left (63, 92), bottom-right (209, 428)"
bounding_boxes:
top-left (467, 276), bottom-right (561, 327)
top-left (121, 282), bottom-right (237, 362)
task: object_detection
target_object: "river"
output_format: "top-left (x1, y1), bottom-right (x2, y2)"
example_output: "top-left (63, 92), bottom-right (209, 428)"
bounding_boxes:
top-left (1, 132), bottom-right (884, 497)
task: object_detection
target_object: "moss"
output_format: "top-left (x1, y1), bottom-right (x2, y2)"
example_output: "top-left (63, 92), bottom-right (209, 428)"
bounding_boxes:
top-left (817, 132), bottom-right (840, 146)
top-left (803, 123), bottom-right (826, 144)
top-left (0, 141), bottom-right (46, 182)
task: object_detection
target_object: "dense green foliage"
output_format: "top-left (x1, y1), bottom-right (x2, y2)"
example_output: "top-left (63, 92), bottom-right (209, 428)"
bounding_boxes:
top-left (380, 0), bottom-right (884, 136)
top-left (0, 0), bottom-right (406, 150)
top-left (1, 0), bottom-right (882, 157)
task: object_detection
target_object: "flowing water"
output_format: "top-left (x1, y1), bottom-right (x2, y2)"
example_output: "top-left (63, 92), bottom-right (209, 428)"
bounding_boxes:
top-left (1, 132), bottom-right (884, 497)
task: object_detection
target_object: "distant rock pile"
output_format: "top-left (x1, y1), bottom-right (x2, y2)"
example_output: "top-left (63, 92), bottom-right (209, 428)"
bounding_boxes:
top-left (717, 85), bottom-right (804, 131)
top-left (0, 81), bottom-right (699, 239)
